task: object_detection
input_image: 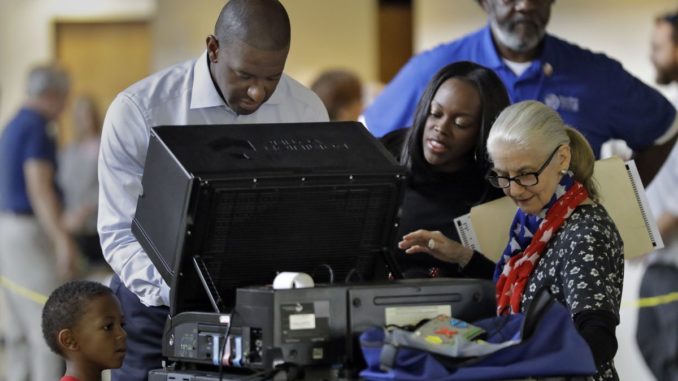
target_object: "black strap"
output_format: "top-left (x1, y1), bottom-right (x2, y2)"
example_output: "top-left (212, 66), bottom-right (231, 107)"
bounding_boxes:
top-left (521, 287), bottom-right (555, 340)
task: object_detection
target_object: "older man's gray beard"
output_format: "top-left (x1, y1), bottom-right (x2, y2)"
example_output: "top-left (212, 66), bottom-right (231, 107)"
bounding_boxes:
top-left (490, 21), bottom-right (545, 54)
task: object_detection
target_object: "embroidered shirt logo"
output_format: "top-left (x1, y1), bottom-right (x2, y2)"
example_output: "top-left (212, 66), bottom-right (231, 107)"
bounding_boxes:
top-left (544, 93), bottom-right (579, 113)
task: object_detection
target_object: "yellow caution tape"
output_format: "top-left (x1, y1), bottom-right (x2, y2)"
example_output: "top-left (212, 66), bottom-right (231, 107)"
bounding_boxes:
top-left (0, 275), bottom-right (48, 305)
top-left (622, 292), bottom-right (678, 309)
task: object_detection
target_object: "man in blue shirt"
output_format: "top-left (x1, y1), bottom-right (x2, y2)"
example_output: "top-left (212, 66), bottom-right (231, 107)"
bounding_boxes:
top-left (363, 0), bottom-right (677, 184)
top-left (0, 64), bottom-right (80, 381)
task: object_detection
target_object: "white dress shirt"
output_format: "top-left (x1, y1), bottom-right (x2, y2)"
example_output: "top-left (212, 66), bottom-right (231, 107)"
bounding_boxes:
top-left (98, 51), bottom-right (328, 307)
top-left (647, 136), bottom-right (678, 267)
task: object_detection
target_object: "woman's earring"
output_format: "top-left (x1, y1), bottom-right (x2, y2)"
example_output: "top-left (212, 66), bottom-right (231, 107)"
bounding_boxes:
top-left (560, 169), bottom-right (568, 175)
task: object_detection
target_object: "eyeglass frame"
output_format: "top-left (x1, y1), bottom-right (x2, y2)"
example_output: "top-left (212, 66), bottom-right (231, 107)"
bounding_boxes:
top-left (486, 145), bottom-right (562, 189)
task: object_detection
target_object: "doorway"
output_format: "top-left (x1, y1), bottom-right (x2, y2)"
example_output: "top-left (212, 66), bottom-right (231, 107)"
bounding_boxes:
top-left (55, 21), bottom-right (151, 145)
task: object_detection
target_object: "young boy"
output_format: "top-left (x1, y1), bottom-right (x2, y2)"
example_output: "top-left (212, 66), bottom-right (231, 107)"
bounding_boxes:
top-left (42, 280), bottom-right (127, 381)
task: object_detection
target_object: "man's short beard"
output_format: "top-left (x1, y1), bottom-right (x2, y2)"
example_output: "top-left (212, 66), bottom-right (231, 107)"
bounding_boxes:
top-left (490, 21), bottom-right (545, 54)
top-left (655, 64), bottom-right (678, 85)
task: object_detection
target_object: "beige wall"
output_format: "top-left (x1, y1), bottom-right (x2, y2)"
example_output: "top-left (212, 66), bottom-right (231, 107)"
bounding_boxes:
top-left (151, 0), bottom-right (378, 86)
top-left (1, 1), bottom-right (675, 124)
top-left (280, 0), bottom-right (378, 86)
top-left (0, 0), bottom-right (55, 127)
top-left (151, 0), bottom-right (223, 70)
top-left (0, 0), bottom-right (378, 127)
top-left (547, 0), bottom-right (676, 85)
top-left (0, 0), bottom-right (155, 126)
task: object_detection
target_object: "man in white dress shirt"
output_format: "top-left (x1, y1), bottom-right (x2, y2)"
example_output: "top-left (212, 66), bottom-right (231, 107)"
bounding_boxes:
top-left (97, 1), bottom-right (328, 379)
top-left (636, 10), bottom-right (678, 381)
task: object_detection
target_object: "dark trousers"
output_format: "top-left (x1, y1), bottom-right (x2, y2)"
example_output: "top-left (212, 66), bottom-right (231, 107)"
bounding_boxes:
top-left (74, 233), bottom-right (106, 265)
top-left (637, 263), bottom-right (678, 381)
top-left (110, 275), bottom-right (169, 381)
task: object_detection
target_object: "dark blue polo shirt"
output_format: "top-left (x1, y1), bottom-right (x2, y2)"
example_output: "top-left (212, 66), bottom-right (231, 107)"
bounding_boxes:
top-left (0, 107), bottom-right (58, 214)
top-left (363, 25), bottom-right (676, 158)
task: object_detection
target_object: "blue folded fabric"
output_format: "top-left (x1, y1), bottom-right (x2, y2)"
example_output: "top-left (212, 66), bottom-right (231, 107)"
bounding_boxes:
top-left (360, 291), bottom-right (596, 380)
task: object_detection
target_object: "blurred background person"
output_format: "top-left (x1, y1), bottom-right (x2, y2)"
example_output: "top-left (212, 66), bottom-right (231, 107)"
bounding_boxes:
top-left (652, 11), bottom-right (678, 91)
top-left (311, 69), bottom-right (363, 121)
top-left (0, 64), bottom-right (80, 381)
top-left (57, 94), bottom-right (106, 273)
top-left (636, 10), bottom-right (678, 381)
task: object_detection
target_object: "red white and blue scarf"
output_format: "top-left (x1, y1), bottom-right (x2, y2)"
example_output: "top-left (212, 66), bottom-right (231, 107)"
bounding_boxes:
top-left (494, 172), bottom-right (588, 315)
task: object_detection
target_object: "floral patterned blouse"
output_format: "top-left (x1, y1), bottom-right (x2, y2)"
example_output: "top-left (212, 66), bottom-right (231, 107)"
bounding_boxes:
top-left (521, 203), bottom-right (624, 381)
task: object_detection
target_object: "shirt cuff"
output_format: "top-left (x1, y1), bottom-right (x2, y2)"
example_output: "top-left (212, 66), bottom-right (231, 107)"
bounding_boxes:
top-left (655, 115), bottom-right (678, 145)
top-left (461, 251), bottom-right (496, 279)
top-left (160, 279), bottom-right (171, 306)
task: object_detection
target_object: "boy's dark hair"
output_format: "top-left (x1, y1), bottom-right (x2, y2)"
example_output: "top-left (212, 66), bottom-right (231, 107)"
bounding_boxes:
top-left (42, 280), bottom-right (114, 355)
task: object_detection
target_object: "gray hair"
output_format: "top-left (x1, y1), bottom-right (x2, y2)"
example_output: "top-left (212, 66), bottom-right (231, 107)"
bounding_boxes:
top-left (487, 100), bottom-right (567, 153)
top-left (26, 64), bottom-right (70, 98)
top-left (487, 100), bottom-right (598, 200)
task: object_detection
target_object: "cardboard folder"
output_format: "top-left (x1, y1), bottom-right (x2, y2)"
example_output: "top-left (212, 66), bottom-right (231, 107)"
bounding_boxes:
top-left (454, 157), bottom-right (663, 262)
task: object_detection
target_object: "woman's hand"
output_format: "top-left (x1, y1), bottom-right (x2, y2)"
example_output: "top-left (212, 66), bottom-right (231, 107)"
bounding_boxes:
top-left (398, 229), bottom-right (474, 267)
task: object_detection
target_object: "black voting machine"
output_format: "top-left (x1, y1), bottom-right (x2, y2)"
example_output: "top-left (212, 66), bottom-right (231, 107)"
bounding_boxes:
top-left (133, 122), bottom-right (496, 380)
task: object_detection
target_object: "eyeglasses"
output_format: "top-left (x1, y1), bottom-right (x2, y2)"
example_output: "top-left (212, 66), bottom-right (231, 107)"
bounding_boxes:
top-left (486, 145), bottom-right (561, 189)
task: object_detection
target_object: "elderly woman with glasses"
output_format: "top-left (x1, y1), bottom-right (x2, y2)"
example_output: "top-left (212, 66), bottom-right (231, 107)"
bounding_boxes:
top-left (399, 100), bottom-right (624, 381)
